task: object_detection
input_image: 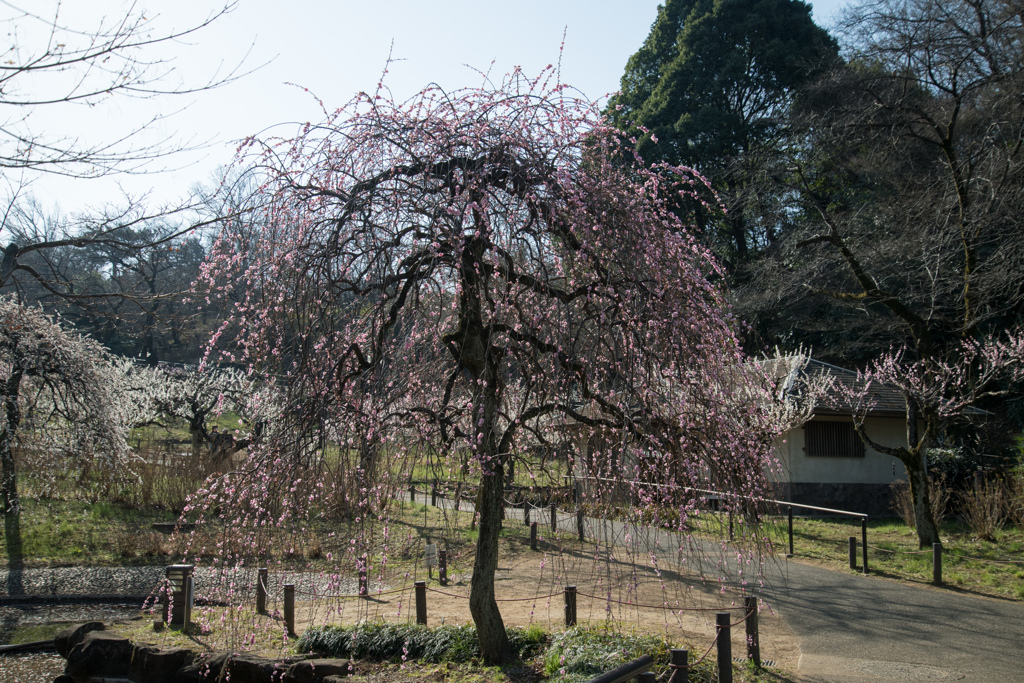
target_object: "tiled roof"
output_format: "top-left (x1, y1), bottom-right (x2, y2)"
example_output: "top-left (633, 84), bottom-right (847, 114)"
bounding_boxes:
top-left (762, 355), bottom-right (988, 418)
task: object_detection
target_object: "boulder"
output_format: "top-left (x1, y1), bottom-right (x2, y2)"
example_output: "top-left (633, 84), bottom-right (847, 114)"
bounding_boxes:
top-left (64, 631), bottom-right (134, 682)
top-left (283, 658), bottom-right (352, 682)
top-left (129, 644), bottom-right (195, 683)
top-left (176, 651), bottom-right (231, 682)
top-left (221, 653), bottom-right (282, 683)
top-left (54, 621), bottom-right (105, 658)
top-left (178, 651), bottom-right (286, 682)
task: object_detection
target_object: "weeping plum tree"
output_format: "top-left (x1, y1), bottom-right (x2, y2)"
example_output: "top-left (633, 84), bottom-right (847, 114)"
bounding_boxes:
top-left (201, 71), bottom-right (778, 663)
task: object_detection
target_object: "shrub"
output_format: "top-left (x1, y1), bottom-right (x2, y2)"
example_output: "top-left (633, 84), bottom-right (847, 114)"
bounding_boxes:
top-left (296, 622), bottom-right (547, 663)
top-left (889, 477), bottom-right (949, 529)
top-left (1003, 472), bottom-right (1024, 532)
top-left (543, 627), bottom-right (672, 683)
top-left (959, 481), bottom-right (1006, 541)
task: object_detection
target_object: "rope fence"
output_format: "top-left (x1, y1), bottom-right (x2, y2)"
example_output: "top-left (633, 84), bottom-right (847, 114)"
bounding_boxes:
top-left (224, 561), bottom-right (764, 682)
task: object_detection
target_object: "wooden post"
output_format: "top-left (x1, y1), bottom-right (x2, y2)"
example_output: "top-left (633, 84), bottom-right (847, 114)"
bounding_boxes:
top-left (551, 504), bottom-right (557, 533)
top-left (161, 579), bottom-right (170, 624)
top-left (637, 673), bottom-right (657, 683)
top-left (256, 567), bottom-right (268, 613)
top-left (577, 508), bottom-right (584, 541)
top-left (409, 485), bottom-right (415, 503)
top-left (415, 581), bottom-right (427, 625)
top-left (787, 506), bottom-right (794, 557)
top-left (849, 536), bottom-right (857, 570)
top-left (431, 480), bottom-right (438, 507)
top-left (530, 522), bottom-right (538, 550)
top-left (669, 649), bottom-right (689, 683)
top-left (182, 575), bottom-right (193, 636)
top-left (439, 550), bottom-right (448, 587)
top-left (284, 584), bottom-right (295, 637)
top-left (716, 612), bottom-right (732, 683)
top-left (564, 585), bottom-right (577, 626)
top-left (933, 543), bottom-right (942, 585)
top-left (861, 517), bottom-right (869, 575)
top-left (744, 596), bottom-right (760, 667)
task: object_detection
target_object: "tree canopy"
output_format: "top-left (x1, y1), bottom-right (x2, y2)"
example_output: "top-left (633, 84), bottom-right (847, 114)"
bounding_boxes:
top-left (200, 71), bottom-right (780, 663)
top-left (607, 0), bottom-right (839, 263)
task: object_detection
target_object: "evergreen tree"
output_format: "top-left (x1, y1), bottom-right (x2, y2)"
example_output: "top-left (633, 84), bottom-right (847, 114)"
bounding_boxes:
top-left (607, 0), bottom-right (839, 266)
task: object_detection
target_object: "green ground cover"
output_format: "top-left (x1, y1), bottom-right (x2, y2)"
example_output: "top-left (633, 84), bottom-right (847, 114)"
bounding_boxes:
top-left (774, 516), bottom-right (1024, 600)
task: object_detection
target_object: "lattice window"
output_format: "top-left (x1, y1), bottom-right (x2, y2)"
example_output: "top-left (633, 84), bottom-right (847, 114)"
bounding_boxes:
top-left (804, 420), bottom-right (865, 458)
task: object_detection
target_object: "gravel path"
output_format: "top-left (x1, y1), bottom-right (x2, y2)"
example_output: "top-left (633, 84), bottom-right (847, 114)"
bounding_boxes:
top-left (0, 565), bottom-right (362, 603)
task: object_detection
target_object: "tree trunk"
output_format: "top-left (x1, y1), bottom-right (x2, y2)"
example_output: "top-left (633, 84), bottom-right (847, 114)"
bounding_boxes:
top-left (457, 229), bottom-right (512, 664)
top-left (1, 372), bottom-right (24, 594)
top-left (470, 471), bottom-right (511, 664)
top-left (904, 452), bottom-right (940, 548)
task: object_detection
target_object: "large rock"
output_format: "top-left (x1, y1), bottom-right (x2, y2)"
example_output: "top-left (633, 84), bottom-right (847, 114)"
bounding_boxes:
top-left (283, 658), bottom-right (352, 682)
top-left (178, 651), bottom-right (288, 682)
top-left (65, 630), bottom-right (134, 682)
top-left (176, 651), bottom-right (231, 682)
top-left (221, 653), bottom-right (282, 683)
top-left (54, 621), bottom-right (105, 658)
top-left (129, 644), bottom-right (195, 683)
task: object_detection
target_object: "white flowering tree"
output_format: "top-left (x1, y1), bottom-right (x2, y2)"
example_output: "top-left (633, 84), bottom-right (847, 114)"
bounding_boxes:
top-left (0, 297), bottom-right (132, 569)
top-left (130, 364), bottom-right (270, 471)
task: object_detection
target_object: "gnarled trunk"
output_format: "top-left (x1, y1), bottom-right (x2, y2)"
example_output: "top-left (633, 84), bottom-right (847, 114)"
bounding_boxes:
top-left (470, 470), bottom-right (511, 664)
top-left (904, 453), bottom-right (940, 548)
top-left (1, 370), bottom-right (24, 594)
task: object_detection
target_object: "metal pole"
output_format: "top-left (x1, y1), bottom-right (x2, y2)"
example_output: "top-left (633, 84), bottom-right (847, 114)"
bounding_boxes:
top-left (564, 585), bottom-right (577, 626)
top-left (256, 567), bottom-right (268, 613)
top-left (933, 543), bottom-right (942, 585)
top-left (585, 655), bottom-right (654, 683)
top-left (530, 522), bottom-right (538, 551)
top-left (415, 581), bottom-right (427, 625)
top-left (849, 536), bottom-right (857, 570)
top-left (669, 649), bottom-right (689, 683)
top-left (716, 612), bottom-right (732, 683)
top-left (284, 584), bottom-right (295, 637)
top-left (439, 550), bottom-right (448, 586)
top-left (787, 506), bottom-right (794, 557)
top-left (744, 596), bottom-right (760, 667)
top-left (862, 517), bottom-right (869, 575)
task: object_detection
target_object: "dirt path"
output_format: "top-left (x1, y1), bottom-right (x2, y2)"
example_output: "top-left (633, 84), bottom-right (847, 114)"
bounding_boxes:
top-left (287, 544), bottom-right (801, 673)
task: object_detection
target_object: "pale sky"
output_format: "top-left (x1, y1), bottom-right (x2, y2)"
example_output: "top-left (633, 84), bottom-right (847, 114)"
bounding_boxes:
top-left (5, 0), bottom-right (850, 218)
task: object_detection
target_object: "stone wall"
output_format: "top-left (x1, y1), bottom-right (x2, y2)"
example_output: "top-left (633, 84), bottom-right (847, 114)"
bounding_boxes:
top-left (775, 482), bottom-right (896, 517)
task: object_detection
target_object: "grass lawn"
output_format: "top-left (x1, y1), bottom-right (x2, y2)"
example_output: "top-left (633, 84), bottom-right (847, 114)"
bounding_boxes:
top-left (0, 498), bottom-right (179, 567)
top-left (772, 516), bottom-right (1024, 600)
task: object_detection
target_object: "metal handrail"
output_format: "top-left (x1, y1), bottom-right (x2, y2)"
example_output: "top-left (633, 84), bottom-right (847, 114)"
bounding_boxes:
top-left (585, 655), bottom-right (654, 683)
top-left (571, 475), bottom-right (868, 518)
